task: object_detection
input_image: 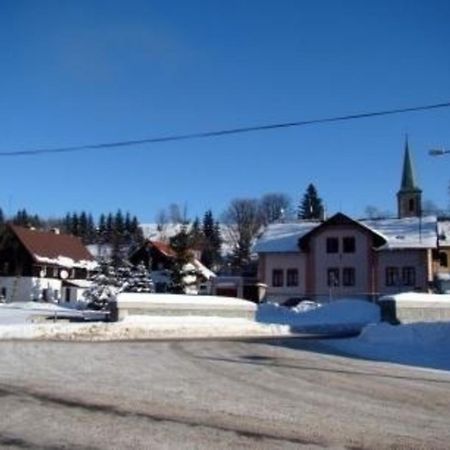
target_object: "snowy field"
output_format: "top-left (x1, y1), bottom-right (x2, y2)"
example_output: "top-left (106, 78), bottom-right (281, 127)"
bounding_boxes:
top-left (0, 297), bottom-right (449, 371)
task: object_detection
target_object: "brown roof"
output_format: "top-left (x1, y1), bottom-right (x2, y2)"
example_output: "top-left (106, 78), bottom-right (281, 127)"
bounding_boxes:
top-left (149, 240), bottom-right (176, 257)
top-left (9, 224), bottom-right (94, 264)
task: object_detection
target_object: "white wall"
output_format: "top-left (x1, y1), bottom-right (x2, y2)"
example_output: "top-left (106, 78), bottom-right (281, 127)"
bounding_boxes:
top-left (0, 277), bottom-right (62, 302)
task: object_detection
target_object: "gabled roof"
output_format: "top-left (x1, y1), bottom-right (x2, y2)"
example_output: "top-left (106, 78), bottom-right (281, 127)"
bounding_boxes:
top-left (298, 213), bottom-right (386, 250)
top-left (252, 221), bottom-right (320, 253)
top-left (148, 240), bottom-right (176, 257)
top-left (8, 224), bottom-right (97, 269)
top-left (253, 213), bottom-right (438, 254)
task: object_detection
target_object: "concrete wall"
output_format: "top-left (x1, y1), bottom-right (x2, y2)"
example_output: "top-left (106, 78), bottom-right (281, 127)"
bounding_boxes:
top-left (113, 294), bottom-right (257, 321)
top-left (379, 298), bottom-right (450, 324)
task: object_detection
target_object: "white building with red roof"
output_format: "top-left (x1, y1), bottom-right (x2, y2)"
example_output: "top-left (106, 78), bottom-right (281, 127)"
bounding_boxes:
top-left (0, 224), bottom-right (97, 303)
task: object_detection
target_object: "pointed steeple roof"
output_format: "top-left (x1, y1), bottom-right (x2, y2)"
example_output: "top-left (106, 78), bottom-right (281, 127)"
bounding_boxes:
top-left (399, 136), bottom-right (421, 192)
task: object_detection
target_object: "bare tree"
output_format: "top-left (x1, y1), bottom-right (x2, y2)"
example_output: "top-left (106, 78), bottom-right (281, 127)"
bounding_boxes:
top-left (364, 205), bottom-right (392, 219)
top-left (222, 198), bottom-right (263, 271)
top-left (168, 203), bottom-right (189, 224)
top-left (155, 209), bottom-right (168, 239)
top-left (259, 193), bottom-right (292, 225)
top-left (422, 199), bottom-right (443, 216)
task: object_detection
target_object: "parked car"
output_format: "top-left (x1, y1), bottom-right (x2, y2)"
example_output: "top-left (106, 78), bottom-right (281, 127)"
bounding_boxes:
top-left (282, 297), bottom-right (320, 311)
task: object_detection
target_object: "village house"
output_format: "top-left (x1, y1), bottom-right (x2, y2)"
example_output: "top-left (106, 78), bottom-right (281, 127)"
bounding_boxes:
top-left (129, 239), bottom-right (215, 294)
top-left (254, 141), bottom-right (447, 303)
top-left (0, 224), bottom-right (97, 303)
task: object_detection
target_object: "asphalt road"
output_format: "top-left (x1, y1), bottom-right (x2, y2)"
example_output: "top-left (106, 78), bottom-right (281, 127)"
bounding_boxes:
top-left (0, 339), bottom-right (449, 449)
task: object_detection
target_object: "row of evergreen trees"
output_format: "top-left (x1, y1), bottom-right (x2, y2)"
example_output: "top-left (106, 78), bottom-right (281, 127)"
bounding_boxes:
top-left (0, 207), bottom-right (143, 246)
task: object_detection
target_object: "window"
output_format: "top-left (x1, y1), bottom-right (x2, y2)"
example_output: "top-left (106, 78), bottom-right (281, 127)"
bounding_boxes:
top-left (272, 269), bottom-right (284, 287)
top-left (0, 287), bottom-right (6, 299)
top-left (343, 267), bottom-right (355, 286)
top-left (343, 237), bottom-right (355, 253)
top-left (327, 268), bottom-right (339, 286)
top-left (1, 262), bottom-right (9, 275)
top-left (385, 267), bottom-right (399, 286)
top-left (286, 268), bottom-right (299, 287)
top-left (408, 198), bottom-right (415, 212)
top-left (402, 267), bottom-right (416, 286)
top-left (326, 237), bottom-right (339, 253)
top-left (52, 267), bottom-right (58, 277)
top-left (439, 252), bottom-right (448, 268)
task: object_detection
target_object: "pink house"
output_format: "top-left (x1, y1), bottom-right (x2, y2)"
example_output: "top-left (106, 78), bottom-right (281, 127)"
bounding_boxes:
top-left (255, 213), bottom-right (437, 302)
top-left (254, 141), bottom-right (442, 303)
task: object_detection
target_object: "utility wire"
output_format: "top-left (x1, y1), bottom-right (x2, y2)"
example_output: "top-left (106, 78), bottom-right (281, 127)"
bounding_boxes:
top-left (2, 100), bottom-right (450, 157)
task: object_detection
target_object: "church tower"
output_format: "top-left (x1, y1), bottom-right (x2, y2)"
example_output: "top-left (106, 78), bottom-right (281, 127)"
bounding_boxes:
top-left (397, 137), bottom-right (422, 218)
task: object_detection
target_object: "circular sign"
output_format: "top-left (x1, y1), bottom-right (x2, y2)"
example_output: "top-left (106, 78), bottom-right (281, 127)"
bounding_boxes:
top-left (60, 270), bottom-right (69, 280)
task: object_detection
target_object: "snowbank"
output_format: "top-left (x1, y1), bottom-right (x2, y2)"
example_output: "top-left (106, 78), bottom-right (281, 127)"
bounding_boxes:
top-left (325, 322), bottom-right (450, 371)
top-left (257, 299), bottom-right (380, 333)
top-left (0, 315), bottom-right (291, 341)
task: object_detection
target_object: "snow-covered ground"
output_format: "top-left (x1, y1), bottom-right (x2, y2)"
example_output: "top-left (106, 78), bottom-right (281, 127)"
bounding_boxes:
top-left (323, 322), bottom-right (450, 371)
top-left (257, 299), bottom-right (380, 333)
top-left (0, 297), bottom-right (449, 372)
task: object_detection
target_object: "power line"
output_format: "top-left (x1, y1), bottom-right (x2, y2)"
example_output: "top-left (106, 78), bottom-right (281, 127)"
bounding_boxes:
top-left (2, 100), bottom-right (450, 157)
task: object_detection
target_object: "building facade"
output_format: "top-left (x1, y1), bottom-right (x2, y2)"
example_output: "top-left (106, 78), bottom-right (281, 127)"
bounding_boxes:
top-left (0, 224), bottom-right (97, 304)
top-left (254, 142), bottom-right (443, 303)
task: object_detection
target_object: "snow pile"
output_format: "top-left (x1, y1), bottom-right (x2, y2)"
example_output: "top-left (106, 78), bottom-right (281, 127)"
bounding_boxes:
top-left (0, 315), bottom-right (290, 341)
top-left (326, 322), bottom-right (450, 371)
top-left (257, 299), bottom-right (380, 333)
top-left (0, 302), bottom-right (83, 325)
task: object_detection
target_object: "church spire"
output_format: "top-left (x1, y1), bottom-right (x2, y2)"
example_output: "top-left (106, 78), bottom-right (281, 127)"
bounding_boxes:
top-left (397, 136), bottom-right (422, 218)
top-left (399, 135), bottom-right (419, 192)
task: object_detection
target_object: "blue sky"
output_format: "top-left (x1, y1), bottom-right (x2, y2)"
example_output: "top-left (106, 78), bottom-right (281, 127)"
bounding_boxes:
top-left (1, 0), bottom-right (450, 222)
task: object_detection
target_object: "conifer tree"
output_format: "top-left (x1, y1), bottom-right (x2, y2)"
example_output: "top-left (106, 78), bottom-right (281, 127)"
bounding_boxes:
top-left (83, 261), bottom-right (121, 310)
top-left (201, 210), bottom-right (222, 269)
top-left (87, 214), bottom-right (95, 243)
top-left (169, 225), bottom-right (192, 293)
top-left (298, 184), bottom-right (324, 220)
top-left (71, 212), bottom-right (79, 236)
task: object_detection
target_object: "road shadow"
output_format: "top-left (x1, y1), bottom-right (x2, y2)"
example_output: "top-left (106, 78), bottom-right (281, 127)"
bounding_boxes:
top-left (197, 336), bottom-right (450, 381)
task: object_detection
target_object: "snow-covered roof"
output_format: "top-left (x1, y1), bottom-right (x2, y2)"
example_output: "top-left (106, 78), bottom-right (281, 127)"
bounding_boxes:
top-left (362, 215), bottom-right (437, 250)
top-left (437, 220), bottom-right (450, 246)
top-left (253, 221), bottom-right (320, 253)
top-left (34, 255), bottom-right (98, 271)
top-left (10, 225), bottom-right (98, 270)
top-left (63, 279), bottom-right (93, 288)
top-left (140, 223), bottom-right (235, 256)
top-left (87, 244), bottom-right (112, 259)
top-left (253, 215), bottom-right (438, 253)
top-left (190, 259), bottom-right (216, 279)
